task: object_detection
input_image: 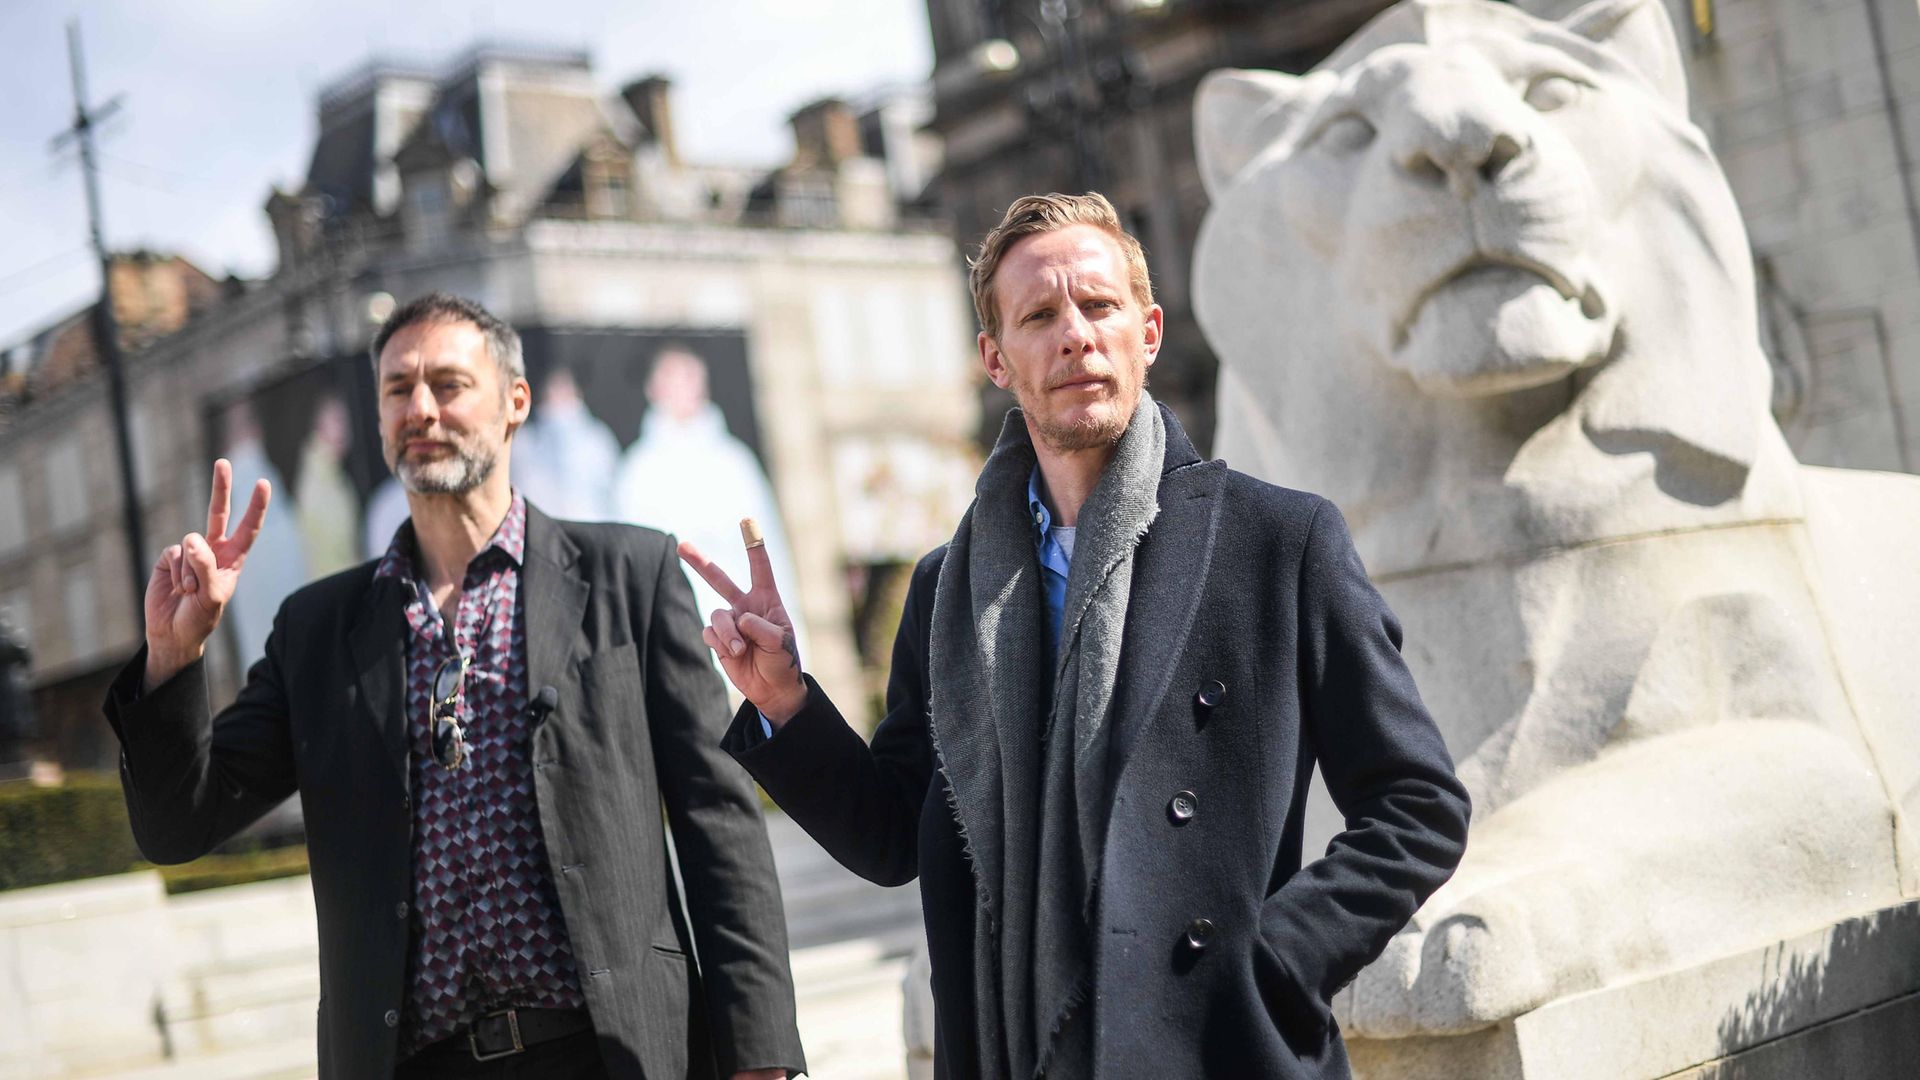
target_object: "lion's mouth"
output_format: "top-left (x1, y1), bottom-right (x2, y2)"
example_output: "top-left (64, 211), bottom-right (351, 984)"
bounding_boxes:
top-left (1394, 253), bottom-right (1606, 351)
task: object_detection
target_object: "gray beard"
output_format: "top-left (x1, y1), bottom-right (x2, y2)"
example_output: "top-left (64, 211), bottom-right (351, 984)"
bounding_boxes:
top-left (395, 441), bottom-right (498, 495)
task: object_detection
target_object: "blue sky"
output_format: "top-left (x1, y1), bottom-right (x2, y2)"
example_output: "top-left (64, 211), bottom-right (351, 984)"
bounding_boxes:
top-left (0, 0), bottom-right (935, 346)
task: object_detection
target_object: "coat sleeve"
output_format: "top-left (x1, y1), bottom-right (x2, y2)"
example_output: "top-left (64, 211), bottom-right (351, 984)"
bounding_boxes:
top-left (1261, 497), bottom-right (1471, 1000)
top-left (641, 539), bottom-right (806, 1077)
top-left (720, 550), bottom-right (940, 889)
top-left (100, 614), bottom-right (300, 865)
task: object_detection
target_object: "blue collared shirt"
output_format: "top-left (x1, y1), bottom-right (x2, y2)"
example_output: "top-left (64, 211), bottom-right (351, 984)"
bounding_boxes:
top-left (1029, 467), bottom-right (1075, 657)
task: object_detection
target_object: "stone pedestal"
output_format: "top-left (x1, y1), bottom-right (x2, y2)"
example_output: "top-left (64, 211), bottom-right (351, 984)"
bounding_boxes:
top-left (1347, 901), bottom-right (1920, 1080)
top-left (0, 872), bottom-right (178, 1080)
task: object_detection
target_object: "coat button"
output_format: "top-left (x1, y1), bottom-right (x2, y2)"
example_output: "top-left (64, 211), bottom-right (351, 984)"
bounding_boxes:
top-left (1168, 790), bottom-right (1198, 824)
top-left (1185, 918), bottom-right (1216, 951)
top-left (1196, 680), bottom-right (1227, 708)
top-left (395, 901), bottom-right (409, 919)
top-left (384, 1009), bottom-right (400, 1028)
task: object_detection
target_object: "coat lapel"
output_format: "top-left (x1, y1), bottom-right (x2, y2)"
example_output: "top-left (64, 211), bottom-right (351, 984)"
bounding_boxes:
top-left (349, 574), bottom-right (411, 791)
top-left (519, 504), bottom-right (590, 711)
top-left (1109, 422), bottom-right (1226, 784)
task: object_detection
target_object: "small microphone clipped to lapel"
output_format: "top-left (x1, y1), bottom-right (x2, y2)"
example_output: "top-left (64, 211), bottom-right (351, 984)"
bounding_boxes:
top-left (531, 685), bottom-right (560, 726)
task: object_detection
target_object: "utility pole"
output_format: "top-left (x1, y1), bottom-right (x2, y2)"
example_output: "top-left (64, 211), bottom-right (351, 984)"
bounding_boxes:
top-left (51, 20), bottom-right (148, 629)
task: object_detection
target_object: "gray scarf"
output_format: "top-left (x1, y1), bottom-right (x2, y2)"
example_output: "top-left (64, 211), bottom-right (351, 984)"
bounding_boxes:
top-left (928, 394), bottom-right (1165, 1080)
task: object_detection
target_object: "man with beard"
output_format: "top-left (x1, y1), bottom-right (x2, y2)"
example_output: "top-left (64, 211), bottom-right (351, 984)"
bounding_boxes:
top-left (681, 194), bottom-right (1470, 1079)
top-left (104, 293), bottom-right (804, 1080)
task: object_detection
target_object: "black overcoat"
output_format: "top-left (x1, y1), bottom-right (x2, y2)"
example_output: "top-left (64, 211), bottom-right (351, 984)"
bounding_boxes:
top-left (104, 505), bottom-right (805, 1080)
top-left (724, 409), bottom-right (1470, 1080)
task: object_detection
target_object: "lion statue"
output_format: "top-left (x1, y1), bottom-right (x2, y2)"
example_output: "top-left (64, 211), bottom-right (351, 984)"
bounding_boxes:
top-left (1191, 0), bottom-right (1920, 1061)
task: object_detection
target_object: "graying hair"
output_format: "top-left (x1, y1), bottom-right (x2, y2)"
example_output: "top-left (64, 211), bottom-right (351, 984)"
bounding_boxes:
top-left (369, 291), bottom-right (525, 385)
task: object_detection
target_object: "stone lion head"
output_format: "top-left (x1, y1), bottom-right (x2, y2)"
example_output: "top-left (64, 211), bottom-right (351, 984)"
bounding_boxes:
top-left (1194, 0), bottom-right (1791, 571)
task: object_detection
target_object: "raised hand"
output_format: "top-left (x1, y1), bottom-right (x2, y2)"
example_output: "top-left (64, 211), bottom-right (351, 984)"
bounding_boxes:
top-left (143, 458), bottom-right (271, 691)
top-left (678, 520), bottom-right (808, 727)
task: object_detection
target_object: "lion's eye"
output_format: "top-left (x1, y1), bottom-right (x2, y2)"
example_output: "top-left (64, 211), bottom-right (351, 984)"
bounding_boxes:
top-left (1524, 75), bottom-right (1583, 112)
top-left (1314, 113), bottom-right (1377, 155)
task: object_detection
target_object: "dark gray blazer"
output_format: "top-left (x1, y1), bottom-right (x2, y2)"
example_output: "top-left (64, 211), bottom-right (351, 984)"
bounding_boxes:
top-left (724, 408), bottom-right (1469, 1080)
top-left (104, 505), bottom-right (805, 1080)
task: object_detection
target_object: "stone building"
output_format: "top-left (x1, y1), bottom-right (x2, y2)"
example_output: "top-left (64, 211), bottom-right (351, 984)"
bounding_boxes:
top-left (1665, 0), bottom-right (1920, 472)
top-left (0, 42), bottom-right (980, 771)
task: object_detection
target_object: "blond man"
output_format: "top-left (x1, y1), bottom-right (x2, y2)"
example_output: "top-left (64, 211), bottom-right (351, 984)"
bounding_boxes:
top-left (684, 194), bottom-right (1469, 1079)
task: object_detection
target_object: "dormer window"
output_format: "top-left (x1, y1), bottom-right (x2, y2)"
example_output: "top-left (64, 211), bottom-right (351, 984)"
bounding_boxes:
top-left (584, 156), bottom-right (632, 220)
top-left (587, 164), bottom-right (630, 219)
top-left (406, 172), bottom-right (451, 244)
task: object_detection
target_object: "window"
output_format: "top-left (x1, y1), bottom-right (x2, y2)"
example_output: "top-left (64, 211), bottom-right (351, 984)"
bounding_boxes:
top-left (406, 174), bottom-right (451, 244)
top-left (587, 166), bottom-right (631, 219)
top-left (63, 572), bottom-right (98, 661)
top-left (129, 401), bottom-right (157, 495)
top-left (0, 589), bottom-right (28, 638)
top-left (862, 283), bottom-right (913, 385)
top-left (811, 283), bottom-right (860, 386)
top-left (0, 586), bottom-right (30, 676)
top-left (921, 286), bottom-right (971, 384)
top-left (0, 466), bottom-right (23, 558)
top-left (43, 436), bottom-right (87, 534)
top-left (777, 175), bottom-right (837, 229)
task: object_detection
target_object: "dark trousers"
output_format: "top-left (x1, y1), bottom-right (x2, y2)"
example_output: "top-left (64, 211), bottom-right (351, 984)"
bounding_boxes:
top-left (393, 1028), bottom-right (607, 1080)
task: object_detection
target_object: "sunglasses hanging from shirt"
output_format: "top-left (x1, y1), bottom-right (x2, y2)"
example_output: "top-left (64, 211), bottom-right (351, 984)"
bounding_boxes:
top-left (421, 556), bottom-right (513, 772)
top-left (430, 652), bottom-right (473, 770)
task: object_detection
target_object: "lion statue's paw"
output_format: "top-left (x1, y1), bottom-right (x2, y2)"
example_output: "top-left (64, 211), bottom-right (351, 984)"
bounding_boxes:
top-left (1336, 721), bottom-right (1902, 1037)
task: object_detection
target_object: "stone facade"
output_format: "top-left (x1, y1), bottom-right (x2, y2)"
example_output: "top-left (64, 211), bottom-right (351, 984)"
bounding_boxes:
top-left (1658, 0), bottom-right (1920, 471)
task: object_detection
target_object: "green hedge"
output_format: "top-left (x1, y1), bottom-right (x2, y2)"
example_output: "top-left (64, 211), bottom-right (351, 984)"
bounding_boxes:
top-left (0, 772), bottom-right (144, 891)
top-left (152, 845), bottom-right (310, 894)
top-left (0, 772), bottom-right (308, 894)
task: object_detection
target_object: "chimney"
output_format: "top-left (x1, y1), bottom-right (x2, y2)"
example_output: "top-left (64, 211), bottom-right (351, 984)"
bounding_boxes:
top-left (107, 252), bottom-right (203, 349)
top-left (789, 98), bottom-right (861, 170)
top-left (621, 76), bottom-right (681, 168)
top-left (265, 187), bottom-right (320, 276)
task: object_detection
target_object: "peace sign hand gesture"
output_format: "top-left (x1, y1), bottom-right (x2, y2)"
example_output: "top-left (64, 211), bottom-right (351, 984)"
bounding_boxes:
top-left (678, 520), bottom-right (809, 728)
top-left (143, 458), bottom-right (271, 692)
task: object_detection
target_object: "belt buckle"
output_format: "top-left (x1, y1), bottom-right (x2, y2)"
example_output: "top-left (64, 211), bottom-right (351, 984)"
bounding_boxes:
top-left (468, 1007), bottom-right (524, 1062)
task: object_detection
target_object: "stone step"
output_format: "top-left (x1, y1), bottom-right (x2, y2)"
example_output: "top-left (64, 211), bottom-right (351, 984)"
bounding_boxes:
top-left (791, 941), bottom-right (911, 1080)
top-left (160, 964), bottom-right (318, 1023)
top-left (766, 811), bottom-right (925, 951)
top-left (156, 960), bottom-right (319, 1060)
top-left (790, 933), bottom-right (919, 1001)
top-left (80, 1039), bottom-right (315, 1080)
top-left (163, 880), bottom-right (316, 971)
top-left (67, 927), bottom-right (914, 1080)
top-left (784, 892), bottom-right (922, 950)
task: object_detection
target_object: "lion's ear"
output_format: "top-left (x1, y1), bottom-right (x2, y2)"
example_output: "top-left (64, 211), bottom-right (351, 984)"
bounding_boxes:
top-left (1561, 0), bottom-right (1689, 111)
top-left (1193, 68), bottom-right (1331, 198)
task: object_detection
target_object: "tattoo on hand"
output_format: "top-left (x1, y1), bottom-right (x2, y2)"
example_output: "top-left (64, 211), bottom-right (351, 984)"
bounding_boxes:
top-left (781, 631), bottom-right (800, 672)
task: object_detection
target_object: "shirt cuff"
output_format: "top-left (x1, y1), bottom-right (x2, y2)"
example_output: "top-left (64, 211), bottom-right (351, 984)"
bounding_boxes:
top-left (758, 711), bottom-right (774, 739)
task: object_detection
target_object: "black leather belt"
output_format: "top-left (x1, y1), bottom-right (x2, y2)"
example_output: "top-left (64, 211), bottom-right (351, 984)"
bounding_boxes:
top-left (465, 1006), bottom-right (592, 1061)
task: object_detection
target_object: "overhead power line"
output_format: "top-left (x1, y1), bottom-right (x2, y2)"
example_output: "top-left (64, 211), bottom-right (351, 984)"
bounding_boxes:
top-left (0, 247), bottom-right (93, 297)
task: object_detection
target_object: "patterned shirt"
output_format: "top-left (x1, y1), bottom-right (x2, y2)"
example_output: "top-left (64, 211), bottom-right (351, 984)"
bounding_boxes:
top-left (373, 495), bottom-right (586, 1054)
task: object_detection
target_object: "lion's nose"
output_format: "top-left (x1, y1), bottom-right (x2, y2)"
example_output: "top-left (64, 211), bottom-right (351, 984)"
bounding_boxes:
top-left (1396, 117), bottom-right (1531, 197)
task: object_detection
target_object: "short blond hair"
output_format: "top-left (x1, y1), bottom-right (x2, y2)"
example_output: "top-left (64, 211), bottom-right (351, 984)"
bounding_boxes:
top-left (968, 192), bottom-right (1154, 340)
